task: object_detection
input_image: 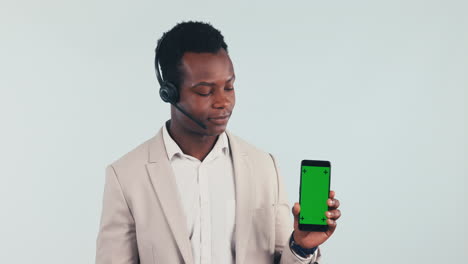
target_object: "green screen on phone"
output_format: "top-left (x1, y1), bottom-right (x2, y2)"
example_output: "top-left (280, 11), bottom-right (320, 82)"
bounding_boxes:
top-left (299, 165), bottom-right (330, 225)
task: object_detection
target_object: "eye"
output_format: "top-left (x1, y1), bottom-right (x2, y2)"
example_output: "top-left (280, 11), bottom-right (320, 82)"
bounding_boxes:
top-left (194, 86), bottom-right (212, 96)
top-left (225, 87), bottom-right (234, 91)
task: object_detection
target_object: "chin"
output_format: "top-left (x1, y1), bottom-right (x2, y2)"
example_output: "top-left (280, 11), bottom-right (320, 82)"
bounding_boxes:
top-left (205, 124), bottom-right (228, 136)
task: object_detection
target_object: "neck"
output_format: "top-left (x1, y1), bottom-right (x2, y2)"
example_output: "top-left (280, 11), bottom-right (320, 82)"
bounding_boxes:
top-left (166, 120), bottom-right (218, 161)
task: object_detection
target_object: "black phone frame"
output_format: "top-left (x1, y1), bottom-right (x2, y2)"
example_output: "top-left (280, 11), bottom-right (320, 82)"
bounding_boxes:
top-left (298, 159), bottom-right (331, 232)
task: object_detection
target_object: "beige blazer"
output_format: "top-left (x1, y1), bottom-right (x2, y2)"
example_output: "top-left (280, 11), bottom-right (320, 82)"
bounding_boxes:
top-left (95, 128), bottom-right (322, 264)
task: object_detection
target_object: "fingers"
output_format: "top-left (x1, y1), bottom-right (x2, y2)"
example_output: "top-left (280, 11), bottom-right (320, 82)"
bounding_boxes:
top-left (326, 218), bottom-right (337, 234)
top-left (326, 218), bottom-right (337, 227)
top-left (326, 209), bottom-right (341, 220)
top-left (327, 197), bottom-right (340, 209)
top-left (328, 190), bottom-right (340, 209)
top-left (326, 192), bottom-right (340, 233)
top-left (326, 200), bottom-right (339, 233)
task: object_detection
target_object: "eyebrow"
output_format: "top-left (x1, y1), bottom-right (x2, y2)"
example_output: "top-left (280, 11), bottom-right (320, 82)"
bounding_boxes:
top-left (191, 75), bottom-right (236, 89)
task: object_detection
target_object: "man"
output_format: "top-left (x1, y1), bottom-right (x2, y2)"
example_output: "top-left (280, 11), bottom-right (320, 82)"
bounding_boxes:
top-left (96, 21), bottom-right (341, 264)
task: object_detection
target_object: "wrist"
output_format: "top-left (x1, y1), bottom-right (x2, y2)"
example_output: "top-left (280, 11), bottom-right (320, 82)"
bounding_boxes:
top-left (290, 232), bottom-right (317, 258)
top-left (292, 230), bottom-right (318, 249)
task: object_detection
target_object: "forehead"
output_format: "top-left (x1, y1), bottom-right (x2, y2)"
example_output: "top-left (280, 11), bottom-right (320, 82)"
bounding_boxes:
top-left (180, 49), bottom-right (234, 83)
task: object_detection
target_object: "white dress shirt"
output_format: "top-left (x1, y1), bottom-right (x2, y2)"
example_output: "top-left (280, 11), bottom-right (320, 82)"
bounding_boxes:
top-left (162, 125), bottom-right (236, 264)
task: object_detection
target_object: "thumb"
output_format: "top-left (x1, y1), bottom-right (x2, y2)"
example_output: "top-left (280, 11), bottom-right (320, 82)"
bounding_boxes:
top-left (292, 203), bottom-right (300, 229)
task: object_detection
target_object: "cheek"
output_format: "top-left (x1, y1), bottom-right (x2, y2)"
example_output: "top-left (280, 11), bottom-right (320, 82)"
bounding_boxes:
top-left (179, 91), bottom-right (203, 108)
top-left (184, 97), bottom-right (211, 115)
top-left (229, 93), bottom-right (236, 109)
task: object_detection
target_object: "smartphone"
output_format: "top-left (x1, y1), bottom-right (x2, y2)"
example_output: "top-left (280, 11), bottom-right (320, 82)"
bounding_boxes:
top-left (298, 160), bottom-right (331, 232)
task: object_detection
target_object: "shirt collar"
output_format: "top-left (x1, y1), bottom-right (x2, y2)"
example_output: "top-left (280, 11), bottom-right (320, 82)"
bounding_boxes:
top-left (162, 123), bottom-right (230, 161)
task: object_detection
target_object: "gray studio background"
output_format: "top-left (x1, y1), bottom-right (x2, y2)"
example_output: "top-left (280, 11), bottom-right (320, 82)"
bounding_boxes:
top-left (1, 0), bottom-right (466, 263)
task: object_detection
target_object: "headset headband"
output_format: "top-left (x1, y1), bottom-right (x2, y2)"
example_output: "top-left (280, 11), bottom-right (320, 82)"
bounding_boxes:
top-left (154, 35), bottom-right (165, 86)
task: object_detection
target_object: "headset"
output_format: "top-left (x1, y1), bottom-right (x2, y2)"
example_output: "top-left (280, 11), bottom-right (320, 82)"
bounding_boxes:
top-left (154, 35), bottom-right (207, 129)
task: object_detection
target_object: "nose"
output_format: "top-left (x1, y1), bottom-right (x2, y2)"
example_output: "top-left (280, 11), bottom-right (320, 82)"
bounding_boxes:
top-left (212, 90), bottom-right (231, 109)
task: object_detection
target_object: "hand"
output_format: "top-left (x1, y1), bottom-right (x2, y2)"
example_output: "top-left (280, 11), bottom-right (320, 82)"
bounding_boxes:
top-left (292, 190), bottom-right (341, 249)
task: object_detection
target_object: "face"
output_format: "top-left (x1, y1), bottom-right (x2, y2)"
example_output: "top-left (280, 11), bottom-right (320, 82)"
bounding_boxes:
top-left (172, 49), bottom-right (236, 136)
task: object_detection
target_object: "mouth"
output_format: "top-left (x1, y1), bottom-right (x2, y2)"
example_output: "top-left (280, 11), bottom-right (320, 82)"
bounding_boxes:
top-left (208, 114), bottom-right (230, 125)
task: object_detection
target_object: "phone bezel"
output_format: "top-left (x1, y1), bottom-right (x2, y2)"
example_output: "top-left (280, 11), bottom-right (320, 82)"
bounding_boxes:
top-left (298, 159), bottom-right (331, 232)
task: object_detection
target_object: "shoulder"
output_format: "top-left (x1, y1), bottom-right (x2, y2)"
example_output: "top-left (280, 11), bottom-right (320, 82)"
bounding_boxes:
top-left (106, 129), bottom-right (163, 176)
top-left (113, 138), bottom-right (151, 165)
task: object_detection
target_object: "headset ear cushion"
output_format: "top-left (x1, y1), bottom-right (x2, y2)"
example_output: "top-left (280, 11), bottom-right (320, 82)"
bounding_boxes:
top-left (159, 82), bottom-right (179, 103)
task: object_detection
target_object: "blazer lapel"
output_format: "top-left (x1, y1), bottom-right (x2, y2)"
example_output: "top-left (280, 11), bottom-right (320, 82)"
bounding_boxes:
top-left (146, 129), bottom-right (194, 264)
top-left (226, 131), bottom-right (254, 264)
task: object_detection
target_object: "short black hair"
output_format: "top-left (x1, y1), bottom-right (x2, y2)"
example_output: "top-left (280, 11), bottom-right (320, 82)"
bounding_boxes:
top-left (156, 21), bottom-right (228, 88)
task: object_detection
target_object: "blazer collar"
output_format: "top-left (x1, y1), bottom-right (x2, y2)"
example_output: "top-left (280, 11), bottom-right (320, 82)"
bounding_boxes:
top-left (146, 128), bottom-right (253, 264)
top-left (225, 130), bottom-right (254, 264)
top-left (146, 128), bottom-right (194, 264)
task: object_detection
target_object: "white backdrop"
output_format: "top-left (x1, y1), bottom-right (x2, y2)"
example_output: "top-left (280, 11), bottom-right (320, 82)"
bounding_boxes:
top-left (1, 0), bottom-right (466, 263)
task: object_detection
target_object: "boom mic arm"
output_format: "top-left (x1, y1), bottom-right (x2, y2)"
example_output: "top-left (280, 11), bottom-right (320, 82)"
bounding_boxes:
top-left (171, 103), bottom-right (208, 130)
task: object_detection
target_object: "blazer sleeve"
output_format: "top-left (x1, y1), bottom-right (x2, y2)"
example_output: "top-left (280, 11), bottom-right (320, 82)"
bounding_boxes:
top-left (269, 154), bottom-right (322, 264)
top-left (95, 165), bottom-right (139, 264)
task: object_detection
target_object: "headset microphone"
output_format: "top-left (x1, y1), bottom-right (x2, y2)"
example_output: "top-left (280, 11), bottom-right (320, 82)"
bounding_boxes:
top-left (170, 103), bottom-right (207, 129)
top-left (154, 35), bottom-right (208, 130)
